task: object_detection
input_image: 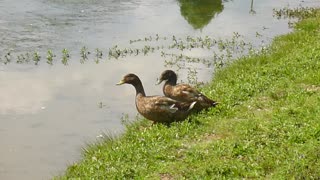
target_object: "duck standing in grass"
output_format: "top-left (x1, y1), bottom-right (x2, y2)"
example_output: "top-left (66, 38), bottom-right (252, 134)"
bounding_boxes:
top-left (116, 73), bottom-right (196, 124)
top-left (157, 70), bottom-right (218, 111)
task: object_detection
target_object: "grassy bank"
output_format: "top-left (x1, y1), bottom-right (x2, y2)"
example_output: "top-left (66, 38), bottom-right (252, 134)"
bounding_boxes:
top-left (57, 9), bottom-right (320, 179)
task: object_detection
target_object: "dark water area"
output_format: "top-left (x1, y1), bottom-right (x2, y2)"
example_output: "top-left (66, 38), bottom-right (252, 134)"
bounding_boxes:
top-left (0, 0), bottom-right (319, 179)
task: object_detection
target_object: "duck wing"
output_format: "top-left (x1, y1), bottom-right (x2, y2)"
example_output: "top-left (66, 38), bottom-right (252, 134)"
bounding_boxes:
top-left (171, 84), bottom-right (201, 102)
top-left (145, 96), bottom-right (195, 113)
top-left (136, 95), bottom-right (196, 123)
top-left (171, 84), bottom-right (218, 109)
top-left (154, 97), bottom-right (180, 113)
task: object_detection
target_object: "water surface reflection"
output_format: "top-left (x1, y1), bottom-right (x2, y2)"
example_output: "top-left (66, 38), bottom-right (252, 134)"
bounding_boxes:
top-left (178, 0), bottom-right (224, 29)
top-left (0, 0), bottom-right (319, 179)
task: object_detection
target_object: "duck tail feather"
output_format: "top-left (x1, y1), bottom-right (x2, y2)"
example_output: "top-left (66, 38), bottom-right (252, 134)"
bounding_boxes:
top-left (201, 95), bottom-right (218, 107)
top-left (188, 101), bottom-right (197, 111)
top-left (169, 104), bottom-right (178, 113)
top-left (212, 101), bottom-right (219, 106)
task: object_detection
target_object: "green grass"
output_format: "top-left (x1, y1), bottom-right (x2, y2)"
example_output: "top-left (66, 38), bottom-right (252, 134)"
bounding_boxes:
top-left (57, 9), bottom-right (320, 179)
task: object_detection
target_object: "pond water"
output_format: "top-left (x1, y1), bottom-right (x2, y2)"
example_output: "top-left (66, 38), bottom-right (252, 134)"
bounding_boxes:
top-left (0, 0), bottom-right (319, 179)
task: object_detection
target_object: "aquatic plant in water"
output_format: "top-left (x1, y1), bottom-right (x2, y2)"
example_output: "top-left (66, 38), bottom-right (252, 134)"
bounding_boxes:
top-left (1, 32), bottom-right (264, 70)
top-left (3, 52), bottom-right (12, 65)
top-left (47, 50), bottom-right (55, 65)
top-left (273, 6), bottom-right (320, 19)
top-left (62, 48), bottom-right (70, 65)
top-left (33, 51), bottom-right (41, 65)
top-left (95, 48), bottom-right (103, 64)
top-left (80, 46), bottom-right (90, 64)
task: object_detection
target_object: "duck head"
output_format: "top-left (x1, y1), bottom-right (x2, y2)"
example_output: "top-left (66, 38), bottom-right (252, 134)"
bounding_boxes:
top-left (157, 70), bottom-right (177, 85)
top-left (116, 73), bottom-right (141, 86)
top-left (116, 73), bottom-right (146, 96)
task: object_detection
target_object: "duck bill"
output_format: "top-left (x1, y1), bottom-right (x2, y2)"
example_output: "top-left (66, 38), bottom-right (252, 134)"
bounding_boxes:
top-left (116, 80), bottom-right (125, 85)
top-left (156, 79), bottom-right (163, 85)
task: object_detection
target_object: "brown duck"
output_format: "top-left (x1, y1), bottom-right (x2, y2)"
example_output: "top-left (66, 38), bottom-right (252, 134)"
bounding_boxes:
top-left (116, 73), bottom-right (196, 123)
top-left (157, 70), bottom-right (218, 111)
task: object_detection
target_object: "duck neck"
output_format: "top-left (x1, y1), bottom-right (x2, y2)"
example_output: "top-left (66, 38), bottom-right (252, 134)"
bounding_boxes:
top-left (133, 80), bottom-right (146, 97)
top-left (165, 77), bottom-right (177, 87)
top-left (163, 78), bottom-right (176, 96)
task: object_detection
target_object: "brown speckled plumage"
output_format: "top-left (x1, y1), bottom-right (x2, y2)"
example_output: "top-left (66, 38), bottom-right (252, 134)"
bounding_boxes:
top-left (117, 73), bottom-right (196, 123)
top-left (158, 70), bottom-right (218, 111)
